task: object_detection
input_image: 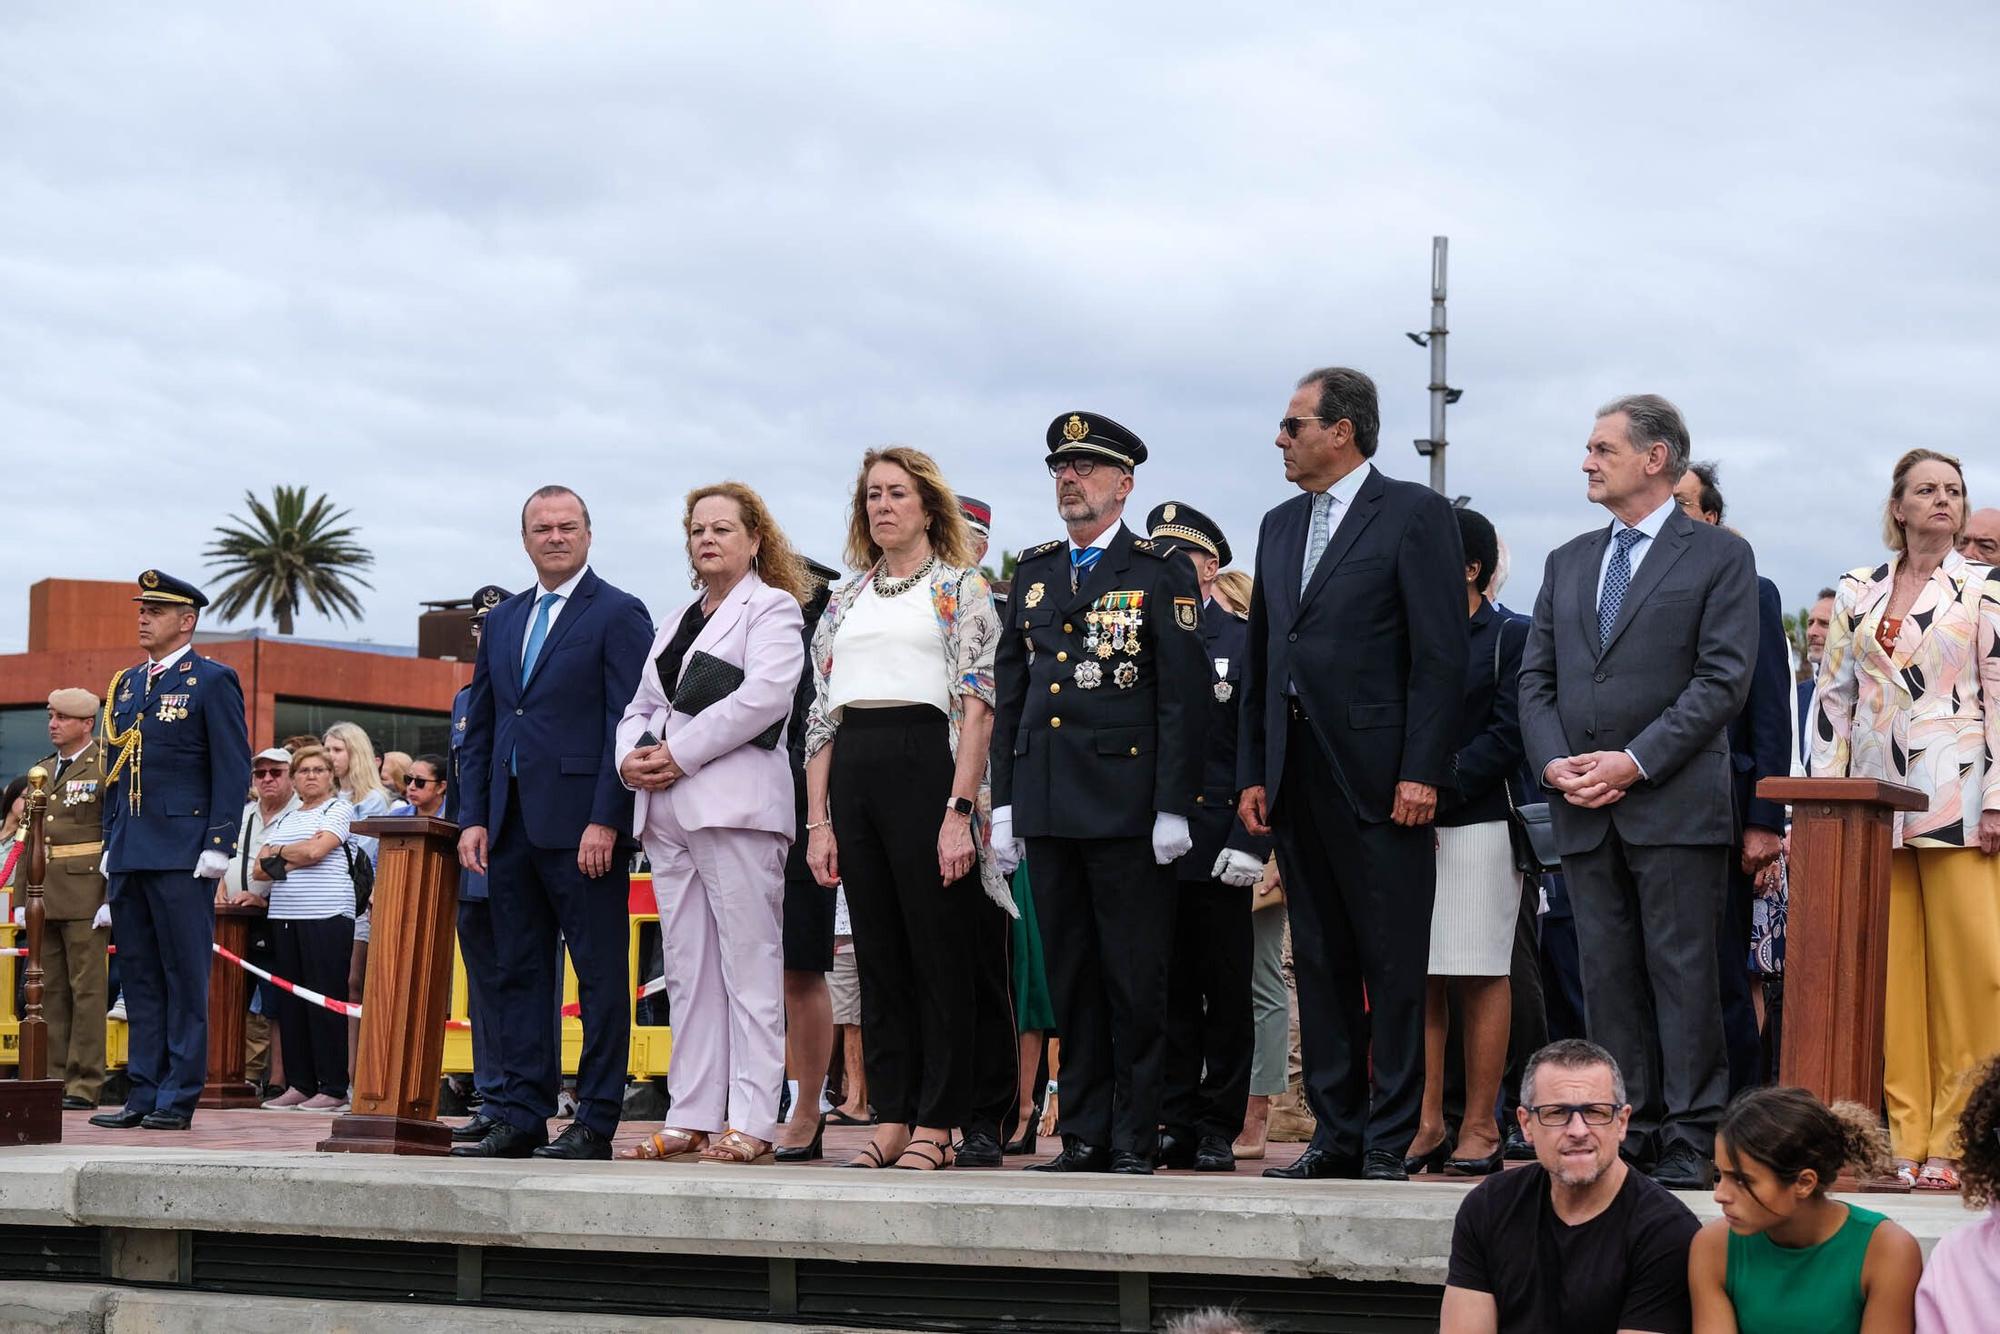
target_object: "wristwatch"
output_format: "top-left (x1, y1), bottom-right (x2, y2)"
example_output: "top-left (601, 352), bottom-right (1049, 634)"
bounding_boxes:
top-left (945, 796), bottom-right (975, 817)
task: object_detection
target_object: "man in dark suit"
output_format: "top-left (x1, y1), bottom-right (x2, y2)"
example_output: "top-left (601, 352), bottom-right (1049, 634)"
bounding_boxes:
top-left (1148, 502), bottom-right (1269, 1173)
top-left (1672, 463), bottom-right (1790, 1095)
top-left (990, 412), bottom-right (1210, 1174)
top-left (1518, 395), bottom-right (1757, 1190)
top-left (445, 584), bottom-right (513, 1141)
top-left (1237, 368), bottom-right (1467, 1181)
top-left (1798, 587), bottom-right (1836, 760)
top-left (92, 571), bottom-right (252, 1131)
top-left (454, 488), bottom-right (651, 1160)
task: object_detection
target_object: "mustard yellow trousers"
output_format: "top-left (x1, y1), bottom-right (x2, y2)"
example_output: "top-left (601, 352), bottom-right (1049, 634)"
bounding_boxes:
top-left (1884, 847), bottom-right (2000, 1161)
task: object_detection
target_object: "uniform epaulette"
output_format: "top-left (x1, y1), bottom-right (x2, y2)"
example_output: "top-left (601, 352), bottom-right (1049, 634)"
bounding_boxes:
top-left (1017, 539), bottom-right (1066, 562)
top-left (1129, 538), bottom-right (1171, 559)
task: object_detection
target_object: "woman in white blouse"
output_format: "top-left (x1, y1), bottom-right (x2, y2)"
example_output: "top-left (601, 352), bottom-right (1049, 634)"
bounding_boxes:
top-left (803, 446), bottom-right (1006, 1171)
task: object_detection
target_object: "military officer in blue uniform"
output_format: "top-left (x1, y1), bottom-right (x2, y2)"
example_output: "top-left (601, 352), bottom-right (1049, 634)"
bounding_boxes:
top-left (448, 584), bottom-right (512, 1141)
top-left (90, 571), bottom-right (251, 1130)
top-left (1146, 502), bottom-right (1271, 1173)
top-left (989, 412), bottom-right (1210, 1174)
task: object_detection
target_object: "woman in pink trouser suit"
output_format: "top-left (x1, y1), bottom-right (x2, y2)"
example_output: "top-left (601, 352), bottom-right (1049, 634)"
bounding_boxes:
top-left (616, 483), bottom-right (808, 1166)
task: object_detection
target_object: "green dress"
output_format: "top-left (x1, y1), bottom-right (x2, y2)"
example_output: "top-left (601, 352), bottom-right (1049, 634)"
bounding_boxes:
top-left (1725, 1203), bottom-right (1884, 1334)
top-left (1009, 866), bottom-right (1057, 1033)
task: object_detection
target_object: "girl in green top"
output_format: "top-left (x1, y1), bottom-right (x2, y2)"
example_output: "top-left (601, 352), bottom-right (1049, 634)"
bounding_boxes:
top-left (1691, 1087), bottom-right (1924, 1334)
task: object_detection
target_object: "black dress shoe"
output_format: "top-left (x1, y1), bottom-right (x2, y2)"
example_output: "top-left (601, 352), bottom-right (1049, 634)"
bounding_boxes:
top-left (1002, 1127), bottom-right (1037, 1157)
top-left (1110, 1149), bottom-right (1154, 1175)
top-left (450, 1113), bottom-right (498, 1144)
top-left (954, 1130), bottom-right (1003, 1168)
top-left (62, 1096), bottom-right (95, 1111)
top-left (140, 1111), bottom-right (191, 1131)
top-left (1444, 1149), bottom-right (1505, 1177)
top-left (88, 1107), bottom-right (149, 1129)
top-left (1361, 1150), bottom-right (1408, 1181)
top-left (532, 1121), bottom-right (612, 1160)
top-left (1503, 1123), bottom-right (1535, 1161)
top-left (1194, 1134), bottom-right (1236, 1172)
top-left (775, 1117), bottom-right (825, 1164)
top-left (1263, 1147), bottom-right (1360, 1180)
top-left (1650, 1143), bottom-right (1712, 1191)
top-left (1156, 1130), bottom-right (1196, 1170)
top-left (1025, 1139), bottom-right (1110, 1173)
top-left (1403, 1141), bottom-right (1449, 1177)
top-left (451, 1121), bottom-right (549, 1158)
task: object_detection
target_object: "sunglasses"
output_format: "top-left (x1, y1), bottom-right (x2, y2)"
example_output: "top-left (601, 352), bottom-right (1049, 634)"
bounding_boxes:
top-left (1525, 1102), bottom-right (1623, 1127)
top-left (405, 775), bottom-right (440, 789)
top-left (252, 769), bottom-right (288, 779)
top-left (1280, 415), bottom-right (1334, 440)
top-left (1047, 457), bottom-right (1115, 479)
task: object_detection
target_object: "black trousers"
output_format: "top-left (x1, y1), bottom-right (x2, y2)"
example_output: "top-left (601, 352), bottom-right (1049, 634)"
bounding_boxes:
top-left (487, 786), bottom-right (632, 1138)
top-left (1563, 833), bottom-right (1729, 1158)
top-left (1026, 835), bottom-right (1175, 1155)
top-left (456, 897), bottom-right (506, 1103)
top-left (1271, 713), bottom-right (1435, 1159)
top-left (964, 891), bottom-right (1020, 1141)
top-left (1163, 880), bottom-right (1253, 1141)
top-left (831, 706), bottom-right (977, 1128)
top-left (1717, 858), bottom-right (1762, 1096)
top-left (273, 915), bottom-right (355, 1098)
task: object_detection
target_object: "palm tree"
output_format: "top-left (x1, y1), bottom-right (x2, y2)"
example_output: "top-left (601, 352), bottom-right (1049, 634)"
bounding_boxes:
top-left (204, 486), bottom-right (375, 635)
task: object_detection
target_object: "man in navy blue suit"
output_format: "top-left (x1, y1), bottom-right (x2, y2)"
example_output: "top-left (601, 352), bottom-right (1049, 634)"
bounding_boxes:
top-left (453, 488), bottom-right (652, 1160)
top-left (91, 571), bottom-right (251, 1131)
top-left (1672, 464), bottom-right (1790, 1096)
top-left (445, 583), bottom-right (512, 1142)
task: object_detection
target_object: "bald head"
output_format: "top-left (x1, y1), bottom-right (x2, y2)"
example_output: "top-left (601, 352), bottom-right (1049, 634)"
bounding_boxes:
top-left (1960, 508), bottom-right (2000, 566)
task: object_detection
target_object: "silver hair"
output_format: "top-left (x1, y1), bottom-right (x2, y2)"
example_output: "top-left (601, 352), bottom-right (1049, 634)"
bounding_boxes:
top-left (1163, 1310), bottom-right (1263, 1334)
top-left (1596, 393), bottom-right (1691, 482)
top-left (1521, 1039), bottom-right (1627, 1108)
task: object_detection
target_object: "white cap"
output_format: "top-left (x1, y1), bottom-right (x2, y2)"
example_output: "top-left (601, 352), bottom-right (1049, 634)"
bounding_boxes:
top-left (254, 747), bottom-right (293, 766)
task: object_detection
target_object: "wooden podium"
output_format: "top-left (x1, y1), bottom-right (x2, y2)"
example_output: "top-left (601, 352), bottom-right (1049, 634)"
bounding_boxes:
top-left (1757, 777), bottom-right (1928, 1109)
top-left (200, 901), bottom-right (267, 1108)
top-left (0, 768), bottom-right (63, 1145)
top-left (319, 816), bottom-right (462, 1155)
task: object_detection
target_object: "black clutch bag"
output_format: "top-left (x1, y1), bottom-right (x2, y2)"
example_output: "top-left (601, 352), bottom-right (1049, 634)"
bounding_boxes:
top-left (668, 649), bottom-right (783, 751)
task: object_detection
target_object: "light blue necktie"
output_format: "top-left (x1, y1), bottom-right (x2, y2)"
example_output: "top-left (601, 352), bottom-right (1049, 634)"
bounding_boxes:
top-left (1598, 528), bottom-right (1645, 649)
top-left (1300, 491), bottom-right (1334, 594)
top-left (521, 591), bottom-right (560, 685)
top-left (1070, 547), bottom-right (1102, 593)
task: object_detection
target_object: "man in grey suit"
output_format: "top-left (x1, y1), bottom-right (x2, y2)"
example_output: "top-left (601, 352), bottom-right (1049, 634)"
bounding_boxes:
top-left (1517, 394), bottom-right (1757, 1191)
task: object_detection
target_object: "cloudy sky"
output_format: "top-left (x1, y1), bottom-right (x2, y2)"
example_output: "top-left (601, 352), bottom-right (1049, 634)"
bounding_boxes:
top-left (3, 2), bottom-right (1995, 652)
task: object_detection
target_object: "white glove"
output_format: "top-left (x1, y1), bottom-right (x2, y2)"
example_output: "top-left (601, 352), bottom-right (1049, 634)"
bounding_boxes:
top-left (991, 806), bottom-right (1023, 876)
top-left (92, 903), bottom-right (112, 930)
top-left (1213, 848), bottom-right (1264, 887)
top-left (1152, 812), bottom-right (1193, 865)
top-left (99, 853), bottom-right (110, 877)
top-left (194, 851), bottom-right (229, 880)
top-left (9, 907), bottom-right (21, 928)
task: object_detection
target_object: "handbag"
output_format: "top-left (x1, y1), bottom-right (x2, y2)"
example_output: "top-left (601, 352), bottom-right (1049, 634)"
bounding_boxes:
top-left (671, 649), bottom-right (782, 751)
top-left (1490, 618), bottom-right (1562, 874)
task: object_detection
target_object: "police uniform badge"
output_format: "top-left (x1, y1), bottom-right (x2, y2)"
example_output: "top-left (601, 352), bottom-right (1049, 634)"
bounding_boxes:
top-left (1062, 414), bottom-right (1090, 443)
top-left (1174, 597), bottom-right (1198, 632)
top-left (1024, 582), bottom-right (1045, 609)
top-left (1113, 660), bottom-right (1139, 689)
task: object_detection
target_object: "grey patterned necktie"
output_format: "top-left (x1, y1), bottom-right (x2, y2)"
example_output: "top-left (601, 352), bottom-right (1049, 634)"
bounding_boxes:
top-left (1598, 527), bottom-right (1646, 648)
top-left (1300, 491), bottom-right (1335, 594)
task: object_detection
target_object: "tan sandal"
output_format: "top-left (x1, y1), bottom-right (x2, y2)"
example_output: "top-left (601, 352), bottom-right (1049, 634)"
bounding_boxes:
top-left (1915, 1159), bottom-right (1961, 1192)
top-left (618, 1128), bottom-right (709, 1162)
top-left (698, 1129), bottom-right (774, 1165)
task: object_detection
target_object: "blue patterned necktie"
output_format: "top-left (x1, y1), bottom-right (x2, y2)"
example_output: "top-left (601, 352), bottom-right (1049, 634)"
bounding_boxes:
top-left (1300, 491), bottom-right (1334, 594)
top-left (521, 591), bottom-right (561, 685)
top-left (1070, 547), bottom-right (1102, 593)
top-left (1598, 527), bottom-right (1646, 649)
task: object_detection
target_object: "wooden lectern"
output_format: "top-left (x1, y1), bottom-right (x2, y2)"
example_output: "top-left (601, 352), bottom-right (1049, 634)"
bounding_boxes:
top-left (200, 901), bottom-right (268, 1108)
top-left (1757, 777), bottom-right (1928, 1109)
top-left (319, 816), bottom-right (462, 1155)
top-left (0, 768), bottom-right (64, 1144)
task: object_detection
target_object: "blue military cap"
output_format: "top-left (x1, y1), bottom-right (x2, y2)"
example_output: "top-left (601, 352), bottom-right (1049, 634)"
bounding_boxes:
top-left (469, 584), bottom-right (511, 622)
top-left (133, 570), bottom-right (209, 608)
top-left (1147, 501), bottom-right (1231, 567)
top-left (1045, 411), bottom-right (1147, 470)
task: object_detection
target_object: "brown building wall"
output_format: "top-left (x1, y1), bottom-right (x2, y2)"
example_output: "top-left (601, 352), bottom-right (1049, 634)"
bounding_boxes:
top-left (27, 579), bottom-right (134, 654)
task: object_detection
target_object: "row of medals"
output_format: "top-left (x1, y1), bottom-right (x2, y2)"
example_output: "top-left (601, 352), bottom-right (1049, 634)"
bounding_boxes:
top-left (1076, 608), bottom-right (1140, 691)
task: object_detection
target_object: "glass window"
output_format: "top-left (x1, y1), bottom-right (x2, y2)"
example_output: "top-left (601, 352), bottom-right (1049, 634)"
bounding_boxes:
top-left (0, 707), bottom-right (63, 786)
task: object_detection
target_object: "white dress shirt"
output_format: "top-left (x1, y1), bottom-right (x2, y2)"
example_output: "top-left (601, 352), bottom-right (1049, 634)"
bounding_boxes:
top-left (521, 565), bottom-right (589, 666)
top-left (1594, 495), bottom-right (1677, 604)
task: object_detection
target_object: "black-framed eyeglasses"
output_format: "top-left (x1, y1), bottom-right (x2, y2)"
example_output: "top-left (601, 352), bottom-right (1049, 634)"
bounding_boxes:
top-left (1048, 457), bottom-right (1103, 479)
top-left (1280, 415), bottom-right (1333, 440)
top-left (404, 776), bottom-right (440, 789)
top-left (1526, 1102), bottom-right (1623, 1127)
top-left (252, 769), bottom-right (288, 780)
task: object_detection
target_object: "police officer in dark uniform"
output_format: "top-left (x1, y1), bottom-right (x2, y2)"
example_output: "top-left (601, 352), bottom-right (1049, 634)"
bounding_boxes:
top-left (1146, 503), bottom-right (1270, 1173)
top-left (448, 584), bottom-right (510, 1140)
top-left (990, 413), bottom-right (1210, 1174)
top-left (90, 571), bottom-right (251, 1131)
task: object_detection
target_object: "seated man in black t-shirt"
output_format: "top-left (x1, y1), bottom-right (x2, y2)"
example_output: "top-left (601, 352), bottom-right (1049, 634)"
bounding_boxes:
top-left (1442, 1039), bottom-right (1700, 1334)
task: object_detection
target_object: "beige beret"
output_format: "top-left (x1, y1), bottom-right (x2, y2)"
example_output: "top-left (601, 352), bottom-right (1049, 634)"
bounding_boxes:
top-left (48, 687), bottom-right (100, 719)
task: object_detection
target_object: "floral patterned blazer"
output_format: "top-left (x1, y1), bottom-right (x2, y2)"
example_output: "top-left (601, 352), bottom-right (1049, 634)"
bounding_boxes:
top-left (1810, 550), bottom-right (2000, 848)
top-left (805, 561), bottom-right (1014, 915)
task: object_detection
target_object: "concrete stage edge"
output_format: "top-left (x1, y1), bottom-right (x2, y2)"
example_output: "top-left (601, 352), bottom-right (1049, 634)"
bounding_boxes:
top-left (0, 1146), bottom-right (1979, 1332)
